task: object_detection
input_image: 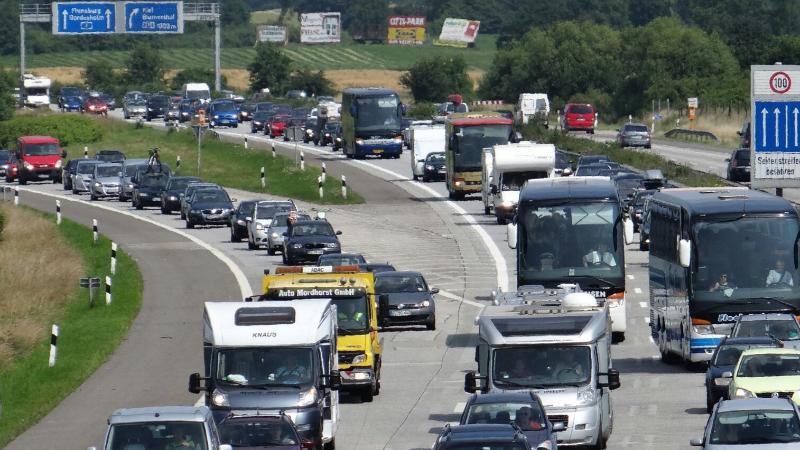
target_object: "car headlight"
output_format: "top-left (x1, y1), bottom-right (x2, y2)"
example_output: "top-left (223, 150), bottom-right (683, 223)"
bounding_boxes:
top-left (425, 165), bottom-right (434, 170)
top-left (94, 181), bottom-right (101, 187)
top-left (254, 121), bottom-right (262, 125)
top-left (23, 161), bottom-right (34, 170)
top-left (214, 115), bottom-right (219, 119)
top-left (255, 223), bottom-right (263, 230)
top-left (393, 136), bottom-right (402, 144)
top-left (190, 209), bottom-right (200, 214)
top-left (306, 129), bottom-right (313, 135)
top-left (335, 137), bottom-right (342, 142)
top-left (138, 192), bottom-right (149, 196)
top-left (127, 183), bottom-right (133, 189)
top-left (734, 388), bottom-right (755, 399)
top-left (713, 377), bottom-right (731, 386)
top-left (419, 300), bottom-right (430, 307)
top-left (236, 219), bottom-right (245, 226)
top-left (168, 195), bottom-right (177, 201)
top-left (291, 243), bottom-right (303, 249)
top-left (351, 354), bottom-right (367, 365)
top-left (576, 386), bottom-right (596, 405)
top-left (355, 138), bottom-right (364, 145)
top-left (147, 108), bottom-right (153, 111)
top-left (325, 133), bottom-right (331, 137)
top-left (692, 324), bottom-right (714, 335)
top-left (324, 242), bottom-right (338, 248)
top-left (297, 387), bottom-right (318, 407)
top-left (499, 201), bottom-right (514, 209)
top-left (55, 159), bottom-right (63, 169)
top-left (271, 232), bottom-right (279, 239)
top-left (211, 389), bottom-right (230, 407)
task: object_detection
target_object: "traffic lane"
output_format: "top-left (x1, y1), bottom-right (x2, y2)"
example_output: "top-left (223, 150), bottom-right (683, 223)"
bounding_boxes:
top-left (3, 188), bottom-right (242, 450)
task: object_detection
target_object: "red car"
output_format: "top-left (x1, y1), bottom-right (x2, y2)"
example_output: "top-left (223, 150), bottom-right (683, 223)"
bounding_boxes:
top-left (14, 136), bottom-right (64, 185)
top-left (268, 114), bottom-right (290, 138)
top-left (562, 103), bottom-right (596, 134)
top-left (83, 97), bottom-right (108, 116)
top-left (4, 155), bottom-right (18, 182)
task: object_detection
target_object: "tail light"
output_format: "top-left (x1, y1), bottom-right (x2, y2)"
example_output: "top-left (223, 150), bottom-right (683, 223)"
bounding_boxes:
top-left (731, 159), bottom-right (737, 168)
top-left (300, 440), bottom-right (316, 449)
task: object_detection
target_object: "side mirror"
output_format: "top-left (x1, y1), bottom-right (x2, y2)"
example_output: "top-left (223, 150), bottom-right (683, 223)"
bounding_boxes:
top-left (379, 294), bottom-right (389, 313)
top-left (324, 370), bottom-right (341, 391)
top-left (679, 238), bottom-right (692, 268)
top-left (507, 222), bottom-right (517, 249)
top-left (61, 150), bottom-right (68, 158)
top-left (623, 218), bottom-right (634, 245)
top-left (336, 230), bottom-right (342, 235)
top-left (188, 372), bottom-right (205, 394)
top-left (245, 216), bottom-right (252, 222)
top-left (430, 287), bottom-right (440, 294)
top-left (551, 422), bottom-right (566, 432)
top-left (724, 158), bottom-right (730, 162)
top-left (689, 437), bottom-right (704, 447)
top-left (490, 185), bottom-right (497, 195)
top-left (721, 371), bottom-right (733, 378)
top-left (600, 368), bottom-right (621, 390)
top-left (464, 371), bottom-right (478, 394)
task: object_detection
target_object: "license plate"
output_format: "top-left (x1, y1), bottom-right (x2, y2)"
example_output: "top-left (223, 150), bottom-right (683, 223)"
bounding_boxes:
top-left (744, 168), bottom-right (751, 172)
top-left (308, 249), bottom-right (323, 255)
top-left (152, 197), bottom-right (160, 202)
top-left (438, 169), bottom-right (446, 174)
top-left (373, 149), bottom-right (384, 154)
top-left (576, 117), bottom-right (585, 121)
top-left (390, 310), bottom-right (411, 317)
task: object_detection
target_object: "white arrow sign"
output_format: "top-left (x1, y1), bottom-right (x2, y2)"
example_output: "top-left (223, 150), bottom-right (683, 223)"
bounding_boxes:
top-left (775, 107), bottom-right (781, 147)
top-left (128, 8), bottom-right (139, 29)
top-left (105, 9), bottom-right (112, 29)
top-left (762, 108), bottom-right (768, 147)
top-left (794, 108), bottom-right (798, 147)
top-left (62, 10), bottom-right (68, 30)
top-left (786, 105), bottom-right (790, 148)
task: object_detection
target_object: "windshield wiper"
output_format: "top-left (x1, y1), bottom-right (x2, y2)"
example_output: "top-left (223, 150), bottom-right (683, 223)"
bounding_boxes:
top-left (249, 383), bottom-right (301, 389)
top-left (571, 275), bottom-right (617, 288)
top-left (747, 296), bottom-right (800, 312)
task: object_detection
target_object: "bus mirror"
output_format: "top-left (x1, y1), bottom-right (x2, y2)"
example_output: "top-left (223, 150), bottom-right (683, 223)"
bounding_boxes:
top-left (507, 223), bottom-right (517, 249)
top-left (679, 239), bottom-right (692, 268)
top-left (623, 218), bottom-right (634, 245)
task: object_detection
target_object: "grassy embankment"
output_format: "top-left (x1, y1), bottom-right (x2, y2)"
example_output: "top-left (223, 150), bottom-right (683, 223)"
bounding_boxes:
top-left (0, 204), bottom-right (142, 447)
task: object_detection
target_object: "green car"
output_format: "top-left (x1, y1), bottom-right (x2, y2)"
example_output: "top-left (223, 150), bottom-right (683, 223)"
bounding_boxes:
top-left (727, 348), bottom-right (800, 403)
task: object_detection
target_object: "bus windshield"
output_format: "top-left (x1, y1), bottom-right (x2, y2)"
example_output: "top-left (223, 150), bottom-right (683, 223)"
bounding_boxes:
top-left (692, 216), bottom-right (800, 302)
top-left (518, 202), bottom-right (623, 284)
top-left (453, 125), bottom-right (512, 171)
top-left (355, 95), bottom-right (402, 132)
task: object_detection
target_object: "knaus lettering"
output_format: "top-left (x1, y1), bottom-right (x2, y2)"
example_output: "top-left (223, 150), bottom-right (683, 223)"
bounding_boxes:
top-left (253, 332), bottom-right (277, 338)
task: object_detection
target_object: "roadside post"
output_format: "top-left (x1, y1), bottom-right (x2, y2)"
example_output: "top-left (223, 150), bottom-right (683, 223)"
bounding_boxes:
top-left (318, 176), bottom-right (323, 199)
top-left (80, 276), bottom-right (101, 308)
top-left (341, 175), bottom-right (347, 199)
top-left (260, 166), bottom-right (266, 189)
top-left (687, 97), bottom-right (698, 130)
top-left (48, 324), bottom-right (59, 367)
top-left (14, 187), bottom-right (19, 206)
top-left (105, 275), bottom-right (112, 305)
top-left (321, 162), bottom-right (327, 183)
top-left (110, 242), bottom-right (117, 275)
top-left (300, 151), bottom-right (305, 171)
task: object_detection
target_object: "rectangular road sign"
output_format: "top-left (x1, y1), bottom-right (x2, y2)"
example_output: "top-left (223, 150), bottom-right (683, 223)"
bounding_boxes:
top-left (124, 1), bottom-right (183, 34)
top-left (52, 2), bottom-right (116, 34)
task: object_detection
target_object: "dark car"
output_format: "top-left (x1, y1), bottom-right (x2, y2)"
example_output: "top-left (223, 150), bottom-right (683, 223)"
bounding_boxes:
top-left (130, 163), bottom-right (172, 202)
top-left (0, 149), bottom-right (11, 178)
top-left (574, 163), bottom-right (620, 177)
top-left (185, 188), bottom-right (234, 228)
top-left (230, 199), bottom-right (260, 242)
top-left (375, 271), bottom-right (438, 330)
top-left (145, 95), bottom-right (170, 121)
top-left (576, 155), bottom-right (611, 167)
top-left (639, 206), bottom-right (651, 251)
top-left (282, 220), bottom-right (342, 265)
top-left (628, 189), bottom-right (657, 232)
top-left (319, 122), bottom-right (342, 148)
top-left (737, 121), bottom-right (751, 148)
top-left (180, 183), bottom-right (221, 220)
top-left (161, 176), bottom-right (202, 214)
top-left (726, 148), bottom-right (751, 183)
top-left (422, 152), bottom-right (446, 182)
top-left (303, 117), bottom-right (318, 144)
top-left (132, 173), bottom-right (170, 210)
top-left (614, 172), bottom-right (645, 206)
top-left (218, 413), bottom-right (302, 450)
top-left (178, 99), bottom-right (195, 122)
top-left (208, 100), bottom-right (239, 128)
top-left (432, 424), bottom-right (533, 450)
top-left (705, 336), bottom-right (781, 412)
top-left (95, 149), bottom-right (126, 163)
top-left (82, 96), bottom-right (108, 116)
top-left (61, 96), bottom-right (83, 112)
top-left (317, 253), bottom-right (367, 266)
top-left (239, 102), bottom-right (256, 122)
top-left (359, 263), bottom-right (396, 274)
top-left (251, 111), bottom-right (270, 133)
top-left (617, 123), bottom-right (652, 148)
top-left (554, 150), bottom-right (574, 175)
top-left (254, 102), bottom-right (275, 113)
top-left (459, 391), bottom-right (563, 450)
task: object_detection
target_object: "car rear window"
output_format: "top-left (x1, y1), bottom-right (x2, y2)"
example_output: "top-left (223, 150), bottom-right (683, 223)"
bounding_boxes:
top-left (736, 150), bottom-right (750, 163)
top-left (625, 125), bottom-right (648, 132)
top-left (568, 104), bottom-right (593, 114)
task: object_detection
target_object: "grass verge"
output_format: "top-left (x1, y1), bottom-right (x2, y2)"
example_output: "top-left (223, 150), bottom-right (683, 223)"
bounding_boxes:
top-left (0, 204), bottom-right (143, 447)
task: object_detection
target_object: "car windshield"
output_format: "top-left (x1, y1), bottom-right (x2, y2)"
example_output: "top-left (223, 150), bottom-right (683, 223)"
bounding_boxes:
top-left (319, 254), bottom-right (364, 265)
top-left (168, 178), bottom-right (198, 190)
top-left (61, 87), bottom-right (80, 97)
top-left (24, 143), bottom-right (60, 156)
top-left (95, 165), bottom-right (120, 177)
top-left (107, 422), bottom-right (208, 450)
top-left (325, 123), bottom-right (340, 131)
top-left (256, 204), bottom-right (293, 220)
top-left (216, 347), bottom-right (314, 387)
top-left (333, 297), bottom-right (369, 333)
top-left (710, 410), bottom-right (800, 445)
top-left (271, 213), bottom-right (310, 227)
top-left (501, 170), bottom-right (550, 191)
top-left (464, 401), bottom-right (547, 431)
top-left (272, 115), bottom-right (290, 123)
top-left (624, 125), bottom-right (648, 133)
top-left (494, 346), bottom-right (591, 388)
top-left (375, 275), bottom-right (427, 293)
top-left (633, 191), bottom-right (655, 207)
top-left (579, 156), bottom-right (609, 165)
top-left (575, 165), bottom-right (610, 176)
top-left (141, 175), bottom-right (169, 188)
top-left (128, 99), bottom-right (146, 106)
top-left (0, 152), bottom-right (10, 162)
top-left (445, 445), bottom-right (527, 450)
top-left (568, 105), bottom-right (593, 114)
top-left (736, 150), bottom-right (751, 163)
top-left (124, 164), bottom-right (143, 176)
top-left (219, 418), bottom-right (299, 447)
top-left (77, 163), bottom-right (97, 174)
top-left (291, 222), bottom-right (335, 237)
top-left (714, 344), bottom-right (776, 366)
top-left (194, 191), bottom-right (228, 203)
top-left (355, 95), bottom-right (403, 132)
top-left (734, 320), bottom-right (800, 340)
top-left (426, 153), bottom-right (445, 163)
top-left (150, 96), bottom-right (169, 106)
top-left (737, 353), bottom-right (800, 377)
top-left (214, 102), bottom-right (236, 112)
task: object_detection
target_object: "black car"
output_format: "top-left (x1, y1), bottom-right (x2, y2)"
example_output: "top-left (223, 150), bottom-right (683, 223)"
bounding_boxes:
top-left (726, 148), bottom-right (751, 182)
top-left (145, 95), bottom-right (170, 121)
top-left (185, 188), bottom-right (234, 228)
top-left (575, 162), bottom-right (620, 177)
top-left (628, 189), bottom-right (657, 232)
top-left (737, 121), bottom-right (751, 148)
top-left (303, 117), bottom-right (318, 143)
top-left (459, 391), bottom-right (563, 449)
top-left (640, 207), bottom-right (651, 251)
top-left (178, 99), bottom-right (195, 122)
top-left (238, 102), bottom-right (256, 122)
top-left (432, 424), bottom-right (533, 450)
top-left (160, 175), bottom-right (202, 214)
top-left (218, 413), bottom-right (302, 450)
top-left (251, 111), bottom-right (270, 133)
top-left (133, 173), bottom-right (170, 210)
top-left (282, 220), bottom-right (342, 265)
top-left (576, 155), bottom-right (611, 167)
top-left (613, 172), bottom-right (645, 206)
top-left (0, 149), bottom-right (12, 178)
top-left (317, 253), bottom-right (367, 266)
top-left (319, 122), bottom-right (342, 148)
top-left (705, 336), bottom-right (780, 412)
top-left (230, 199), bottom-right (259, 242)
top-left (359, 263), bottom-right (396, 274)
top-left (554, 149), bottom-right (574, 175)
top-left (130, 163), bottom-right (172, 202)
top-left (422, 152), bottom-right (446, 182)
top-left (95, 149), bottom-right (126, 163)
top-left (375, 271), bottom-right (438, 330)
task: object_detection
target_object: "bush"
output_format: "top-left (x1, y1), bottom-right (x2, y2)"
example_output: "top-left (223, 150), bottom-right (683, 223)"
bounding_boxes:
top-left (0, 114), bottom-right (104, 147)
top-left (400, 56), bottom-right (473, 103)
top-left (406, 102), bottom-right (437, 119)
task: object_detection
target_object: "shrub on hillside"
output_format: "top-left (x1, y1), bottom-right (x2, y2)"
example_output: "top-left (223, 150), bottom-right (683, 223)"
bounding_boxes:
top-left (0, 114), bottom-right (104, 147)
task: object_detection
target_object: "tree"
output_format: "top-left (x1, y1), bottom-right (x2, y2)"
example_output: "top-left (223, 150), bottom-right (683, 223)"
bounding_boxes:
top-left (0, 68), bottom-right (16, 121)
top-left (288, 69), bottom-right (334, 96)
top-left (400, 56), bottom-right (472, 102)
top-left (170, 68), bottom-right (226, 91)
top-left (125, 44), bottom-right (165, 87)
top-left (248, 43), bottom-right (293, 94)
top-left (84, 59), bottom-right (117, 91)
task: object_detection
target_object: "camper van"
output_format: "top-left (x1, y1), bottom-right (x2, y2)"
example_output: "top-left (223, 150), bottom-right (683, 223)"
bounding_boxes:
top-left (409, 124), bottom-right (446, 180)
top-left (23, 74), bottom-right (51, 107)
top-left (183, 82), bottom-right (211, 104)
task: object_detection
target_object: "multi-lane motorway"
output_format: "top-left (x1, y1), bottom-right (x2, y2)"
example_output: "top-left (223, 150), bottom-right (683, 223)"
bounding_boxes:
top-left (3, 114), bottom-right (717, 450)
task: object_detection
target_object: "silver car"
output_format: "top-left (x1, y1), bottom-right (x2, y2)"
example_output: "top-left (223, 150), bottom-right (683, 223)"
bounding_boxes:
top-left (118, 158), bottom-right (148, 201)
top-left (691, 398), bottom-right (800, 448)
top-left (617, 123), bottom-right (652, 148)
top-left (123, 98), bottom-right (147, 119)
top-left (89, 163), bottom-right (122, 200)
top-left (71, 159), bottom-right (100, 194)
top-left (246, 200), bottom-right (296, 250)
top-left (266, 211), bottom-right (311, 255)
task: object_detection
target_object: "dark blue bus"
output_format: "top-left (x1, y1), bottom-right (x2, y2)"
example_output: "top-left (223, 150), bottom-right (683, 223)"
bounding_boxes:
top-left (341, 88), bottom-right (404, 159)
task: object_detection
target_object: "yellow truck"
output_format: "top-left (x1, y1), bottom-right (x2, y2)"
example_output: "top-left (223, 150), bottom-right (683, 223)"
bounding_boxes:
top-left (261, 265), bottom-right (382, 402)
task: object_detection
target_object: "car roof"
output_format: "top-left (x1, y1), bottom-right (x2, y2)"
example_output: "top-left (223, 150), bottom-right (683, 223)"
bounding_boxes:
top-left (19, 136), bottom-right (59, 144)
top-left (293, 220), bottom-right (328, 226)
top-left (109, 406), bottom-right (211, 424)
top-left (321, 253), bottom-right (362, 258)
top-left (717, 398), bottom-right (797, 413)
top-left (520, 176), bottom-right (618, 203)
top-left (739, 347), bottom-right (800, 357)
top-left (737, 313), bottom-right (797, 322)
top-left (96, 163), bottom-right (121, 168)
top-left (376, 270), bottom-right (423, 278)
top-left (623, 122), bottom-right (648, 128)
top-left (467, 391), bottom-right (538, 405)
top-left (444, 423), bottom-right (526, 441)
top-left (76, 159), bottom-right (100, 165)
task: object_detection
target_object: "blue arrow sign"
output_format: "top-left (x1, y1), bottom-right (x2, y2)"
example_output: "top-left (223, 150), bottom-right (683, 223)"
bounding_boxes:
top-left (124, 2), bottom-right (183, 34)
top-left (754, 101), bottom-right (800, 152)
top-left (52, 2), bottom-right (116, 34)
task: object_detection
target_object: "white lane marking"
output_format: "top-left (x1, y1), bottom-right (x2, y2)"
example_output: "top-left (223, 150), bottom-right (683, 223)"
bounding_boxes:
top-left (644, 317), bottom-right (651, 324)
top-left (437, 289), bottom-right (485, 310)
top-left (194, 395), bottom-right (205, 407)
top-left (14, 187), bottom-right (253, 299)
top-left (453, 402), bottom-right (465, 414)
top-left (627, 274), bottom-right (635, 280)
top-left (648, 336), bottom-right (655, 344)
top-left (639, 301), bottom-right (648, 308)
top-left (634, 287), bottom-right (642, 294)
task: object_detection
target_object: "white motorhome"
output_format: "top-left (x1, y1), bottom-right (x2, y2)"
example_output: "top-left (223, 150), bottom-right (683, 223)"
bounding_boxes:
top-left (482, 142), bottom-right (556, 224)
top-left (409, 124), bottom-right (446, 180)
top-left (189, 300), bottom-right (340, 449)
top-left (465, 285), bottom-right (621, 449)
top-left (23, 74), bottom-right (51, 107)
top-left (183, 82), bottom-right (211, 104)
top-left (517, 93), bottom-right (550, 126)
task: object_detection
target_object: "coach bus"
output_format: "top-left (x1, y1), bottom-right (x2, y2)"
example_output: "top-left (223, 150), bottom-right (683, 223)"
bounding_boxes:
top-left (341, 87), bottom-right (404, 159)
top-left (648, 187), bottom-right (800, 363)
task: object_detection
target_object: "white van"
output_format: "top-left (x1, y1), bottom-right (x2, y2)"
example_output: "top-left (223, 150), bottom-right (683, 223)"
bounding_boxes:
top-left (410, 124), bottom-right (446, 180)
top-left (517, 93), bottom-right (550, 126)
top-left (183, 82), bottom-right (211, 104)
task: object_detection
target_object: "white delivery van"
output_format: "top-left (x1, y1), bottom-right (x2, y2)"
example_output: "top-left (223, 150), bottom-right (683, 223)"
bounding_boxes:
top-left (183, 82), bottom-right (212, 104)
top-left (23, 74), bottom-right (51, 107)
top-left (517, 93), bottom-right (550, 126)
top-left (410, 124), bottom-right (446, 180)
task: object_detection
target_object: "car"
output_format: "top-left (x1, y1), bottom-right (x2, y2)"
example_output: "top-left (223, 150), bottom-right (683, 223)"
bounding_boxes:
top-left (3, 153), bottom-right (17, 182)
top-left (129, 163), bottom-right (172, 203)
top-left (317, 253), bottom-right (367, 266)
top-left (319, 122), bottom-right (342, 148)
top-left (208, 100), bottom-right (239, 128)
top-left (265, 211), bottom-right (312, 255)
top-left (726, 347), bottom-right (800, 402)
top-left (14, 136), bottom-right (65, 185)
top-left (117, 159), bottom-right (149, 202)
top-left (613, 172), bottom-right (645, 206)
top-left (432, 424), bottom-right (534, 450)
top-left (185, 188), bottom-right (235, 228)
top-left (123, 98), bottom-right (147, 119)
top-left (165, 100), bottom-right (181, 122)
top-left (99, 93), bottom-right (116, 110)
top-left (737, 121), bottom-right (751, 149)
top-left (180, 183), bottom-right (221, 220)
top-left (230, 199), bottom-right (260, 242)
top-left (282, 220), bottom-right (342, 265)
top-left (88, 163), bottom-right (123, 201)
top-left (285, 89), bottom-right (306, 99)
top-left (238, 102), bottom-right (255, 121)
top-left (254, 102), bottom-right (275, 113)
top-left (71, 159), bottom-right (101, 194)
top-left (690, 398), bottom-right (800, 448)
top-left (574, 163), bottom-right (620, 177)
top-left (88, 405), bottom-right (232, 450)
top-left (247, 200), bottom-right (296, 250)
top-left (161, 176), bottom-right (202, 214)
top-left (95, 149), bottom-right (126, 163)
top-left (561, 103), bottom-right (595, 133)
top-left (284, 117), bottom-right (307, 142)
top-left (0, 149), bottom-right (11, 178)
top-left (58, 86), bottom-right (82, 109)
top-left (576, 155), bottom-right (611, 167)
top-left (61, 96), bottom-right (83, 112)
top-left (218, 413), bottom-right (302, 450)
top-left (303, 117), bottom-right (318, 144)
top-left (628, 189), bottom-right (657, 232)
top-left (459, 391), bottom-right (562, 450)
top-left (726, 148), bottom-right (751, 183)
top-left (731, 314), bottom-right (800, 345)
top-left (133, 172), bottom-right (170, 210)
top-left (123, 90), bottom-right (145, 103)
top-left (375, 271), bottom-right (438, 330)
top-left (554, 150), bottom-right (574, 175)
top-left (267, 114), bottom-right (290, 138)
top-left (82, 96), bottom-right (108, 116)
top-left (178, 99), bottom-right (195, 122)
top-left (250, 111), bottom-right (270, 133)
top-left (705, 336), bottom-right (781, 412)
top-left (617, 123), bottom-right (652, 148)
top-left (358, 263), bottom-right (396, 273)
top-left (145, 94), bottom-right (170, 121)
top-left (422, 152), bottom-right (446, 182)
top-left (639, 205), bottom-right (651, 251)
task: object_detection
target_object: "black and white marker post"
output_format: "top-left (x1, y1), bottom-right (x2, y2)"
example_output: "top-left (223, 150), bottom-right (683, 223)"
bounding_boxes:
top-left (84, 146), bottom-right (88, 159)
top-left (48, 324), bottom-right (59, 367)
top-left (321, 162), bottom-right (327, 183)
top-left (341, 175), bottom-right (347, 199)
top-left (176, 155), bottom-right (181, 171)
top-left (14, 187), bottom-right (19, 206)
top-left (56, 200), bottom-right (61, 225)
top-left (260, 166), bottom-right (266, 189)
top-left (300, 151), bottom-right (305, 171)
top-left (272, 144), bottom-right (276, 158)
top-left (318, 176), bottom-right (324, 199)
top-left (110, 242), bottom-right (117, 275)
top-left (92, 219), bottom-right (98, 244)
top-left (244, 137), bottom-right (248, 149)
top-left (105, 275), bottom-right (112, 305)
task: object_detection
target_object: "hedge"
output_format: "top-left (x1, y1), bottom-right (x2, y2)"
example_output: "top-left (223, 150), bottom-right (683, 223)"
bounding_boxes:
top-left (0, 115), bottom-right (104, 147)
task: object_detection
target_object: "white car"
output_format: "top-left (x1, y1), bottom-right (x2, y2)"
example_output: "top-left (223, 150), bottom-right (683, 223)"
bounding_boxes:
top-left (246, 200), bottom-right (296, 250)
top-left (71, 160), bottom-right (100, 194)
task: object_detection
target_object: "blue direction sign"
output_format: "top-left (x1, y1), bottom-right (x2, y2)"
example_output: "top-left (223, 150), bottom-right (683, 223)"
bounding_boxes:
top-left (754, 101), bottom-right (800, 152)
top-left (124, 2), bottom-right (184, 34)
top-left (52, 2), bottom-right (116, 34)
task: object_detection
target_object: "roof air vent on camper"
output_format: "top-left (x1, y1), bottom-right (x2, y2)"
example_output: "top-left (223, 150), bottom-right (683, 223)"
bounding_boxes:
top-left (562, 293), bottom-right (598, 310)
top-left (235, 307), bottom-right (296, 326)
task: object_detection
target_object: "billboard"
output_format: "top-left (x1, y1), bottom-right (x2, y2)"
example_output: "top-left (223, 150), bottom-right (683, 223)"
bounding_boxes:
top-left (435, 17), bottom-right (480, 47)
top-left (257, 25), bottom-right (287, 44)
top-left (387, 15), bottom-right (425, 45)
top-left (300, 12), bottom-right (341, 44)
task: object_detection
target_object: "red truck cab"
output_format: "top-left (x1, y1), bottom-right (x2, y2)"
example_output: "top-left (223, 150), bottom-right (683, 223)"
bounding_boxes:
top-left (15, 136), bottom-right (64, 185)
top-left (562, 103), bottom-right (596, 134)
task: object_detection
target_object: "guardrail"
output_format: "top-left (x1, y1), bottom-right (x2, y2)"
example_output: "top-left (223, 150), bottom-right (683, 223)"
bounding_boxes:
top-left (663, 128), bottom-right (719, 142)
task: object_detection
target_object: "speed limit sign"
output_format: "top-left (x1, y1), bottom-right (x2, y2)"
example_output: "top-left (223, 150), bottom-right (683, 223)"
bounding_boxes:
top-left (769, 71), bottom-right (792, 94)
